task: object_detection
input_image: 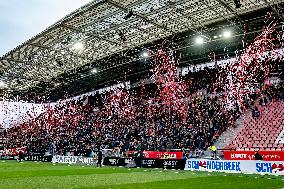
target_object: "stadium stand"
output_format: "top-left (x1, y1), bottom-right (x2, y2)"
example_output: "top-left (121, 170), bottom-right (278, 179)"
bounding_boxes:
top-left (0, 66), bottom-right (234, 156)
top-left (1, 1), bottom-right (284, 188)
top-left (1, 62), bottom-right (283, 157)
top-left (226, 100), bottom-right (284, 151)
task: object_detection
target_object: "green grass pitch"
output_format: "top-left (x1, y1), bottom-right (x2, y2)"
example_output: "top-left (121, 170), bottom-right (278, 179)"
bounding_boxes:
top-left (0, 161), bottom-right (283, 189)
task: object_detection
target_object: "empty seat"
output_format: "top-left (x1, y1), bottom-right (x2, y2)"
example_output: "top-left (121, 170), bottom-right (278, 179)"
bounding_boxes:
top-left (225, 101), bottom-right (284, 151)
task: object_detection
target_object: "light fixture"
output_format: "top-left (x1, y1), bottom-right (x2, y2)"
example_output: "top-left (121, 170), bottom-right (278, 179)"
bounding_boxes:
top-left (91, 68), bottom-right (98, 73)
top-left (0, 81), bottom-right (6, 88)
top-left (195, 36), bottom-right (204, 44)
top-left (142, 51), bottom-right (149, 58)
top-left (73, 42), bottom-right (84, 50)
top-left (223, 31), bottom-right (232, 38)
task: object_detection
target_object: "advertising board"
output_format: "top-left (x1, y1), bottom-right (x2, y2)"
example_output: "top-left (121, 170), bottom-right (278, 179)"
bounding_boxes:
top-left (185, 159), bottom-right (284, 175)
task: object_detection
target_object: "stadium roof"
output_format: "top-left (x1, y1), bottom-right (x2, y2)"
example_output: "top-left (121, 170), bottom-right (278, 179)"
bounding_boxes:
top-left (0, 0), bottom-right (283, 101)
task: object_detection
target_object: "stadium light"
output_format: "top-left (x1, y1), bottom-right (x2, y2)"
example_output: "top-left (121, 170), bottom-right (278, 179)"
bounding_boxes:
top-left (195, 36), bottom-right (204, 45)
top-left (0, 81), bottom-right (6, 88)
top-left (223, 31), bottom-right (232, 38)
top-left (142, 51), bottom-right (149, 58)
top-left (73, 42), bottom-right (84, 50)
top-left (91, 68), bottom-right (98, 73)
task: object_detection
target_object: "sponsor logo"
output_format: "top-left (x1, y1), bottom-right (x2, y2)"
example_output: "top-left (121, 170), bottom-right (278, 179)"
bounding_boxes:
top-left (257, 163), bottom-right (284, 173)
top-left (231, 154), bottom-right (248, 159)
top-left (128, 151), bottom-right (183, 159)
top-left (125, 158), bottom-right (132, 164)
top-left (199, 161), bottom-right (207, 168)
top-left (53, 156), bottom-right (96, 164)
top-left (206, 161), bottom-right (241, 171)
top-left (187, 160), bottom-right (204, 170)
top-left (225, 151), bottom-right (283, 161)
top-left (256, 163), bottom-right (272, 173)
top-left (143, 159), bottom-right (155, 166)
top-left (272, 163), bottom-right (284, 173)
top-left (109, 158), bottom-right (118, 165)
top-left (163, 160), bottom-right (178, 166)
top-left (187, 160), bottom-right (241, 172)
top-left (143, 152), bottom-right (150, 158)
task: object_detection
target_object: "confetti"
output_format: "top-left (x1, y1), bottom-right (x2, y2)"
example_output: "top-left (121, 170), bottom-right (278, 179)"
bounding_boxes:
top-left (0, 13), bottom-right (283, 160)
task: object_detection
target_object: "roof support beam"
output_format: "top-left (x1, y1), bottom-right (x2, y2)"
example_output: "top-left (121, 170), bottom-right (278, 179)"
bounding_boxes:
top-left (29, 43), bottom-right (48, 49)
top-left (102, 0), bottom-right (218, 35)
top-left (215, 0), bottom-right (246, 23)
top-left (263, 0), bottom-right (284, 21)
top-left (1, 58), bottom-right (26, 64)
top-left (48, 0), bottom-right (201, 49)
top-left (62, 24), bottom-right (119, 45)
top-left (81, 0), bottom-right (146, 29)
top-left (202, 0), bottom-right (243, 31)
top-left (107, 0), bottom-right (175, 34)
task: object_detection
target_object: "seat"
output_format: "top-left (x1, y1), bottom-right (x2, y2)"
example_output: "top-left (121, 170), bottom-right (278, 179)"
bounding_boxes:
top-left (225, 101), bottom-right (284, 151)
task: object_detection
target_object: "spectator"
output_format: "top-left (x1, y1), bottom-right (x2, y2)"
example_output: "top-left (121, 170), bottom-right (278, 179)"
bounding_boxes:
top-left (1, 64), bottom-right (282, 157)
top-left (254, 151), bottom-right (263, 161)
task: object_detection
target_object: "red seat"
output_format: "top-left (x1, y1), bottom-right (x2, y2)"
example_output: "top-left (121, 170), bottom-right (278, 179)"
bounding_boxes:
top-left (225, 101), bottom-right (284, 151)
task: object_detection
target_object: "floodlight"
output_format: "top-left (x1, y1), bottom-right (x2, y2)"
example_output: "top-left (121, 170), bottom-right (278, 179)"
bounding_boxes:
top-left (0, 81), bottom-right (6, 88)
top-left (91, 68), bottom-right (98, 73)
top-left (195, 36), bottom-right (204, 44)
top-left (223, 31), bottom-right (232, 38)
top-left (73, 42), bottom-right (84, 50)
top-left (142, 52), bottom-right (149, 58)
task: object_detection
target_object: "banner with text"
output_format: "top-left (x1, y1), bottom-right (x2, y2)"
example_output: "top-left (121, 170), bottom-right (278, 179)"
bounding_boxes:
top-left (185, 159), bottom-right (284, 175)
top-left (2, 147), bottom-right (26, 157)
top-left (52, 156), bottom-right (97, 165)
top-left (127, 151), bottom-right (183, 159)
top-left (223, 151), bottom-right (284, 161)
top-left (143, 159), bottom-right (185, 170)
top-left (103, 157), bottom-right (132, 166)
top-left (25, 154), bottom-right (52, 162)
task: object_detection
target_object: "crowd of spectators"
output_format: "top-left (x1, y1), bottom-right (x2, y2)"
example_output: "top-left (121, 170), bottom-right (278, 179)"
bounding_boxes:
top-left (0, 60), bottom-right (283, 157)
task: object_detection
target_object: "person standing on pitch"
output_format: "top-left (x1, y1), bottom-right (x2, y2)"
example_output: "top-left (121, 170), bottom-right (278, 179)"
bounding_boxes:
top-left (18, 150), bottom-right (25, 162)
top-left (208, 145), bottom-right (217, 160)
top-left (138, 150), bottom-right (144, 168)
top-left (97, 149), bottom-right (102, 167)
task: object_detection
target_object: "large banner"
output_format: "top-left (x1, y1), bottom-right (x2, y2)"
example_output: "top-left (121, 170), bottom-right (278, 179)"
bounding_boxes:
top-left (143, 159), bottom-right (185, 170)
top-left (2, 147), bottom-right (26, 156)
top-left (103, 157), bottom-right (132, 166)
top-left (25, 154), bottom-right (52, 162)
top-left (127, 151), bottom-right (183, 159)
top-left (102, 157), bottom-right (185, 169)
top-left (185, 159), bottom-right (284, 175)
top-left (52, 156), bottom-right (97, 165)
top-left (223, 151), bottom-right (284, 161)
